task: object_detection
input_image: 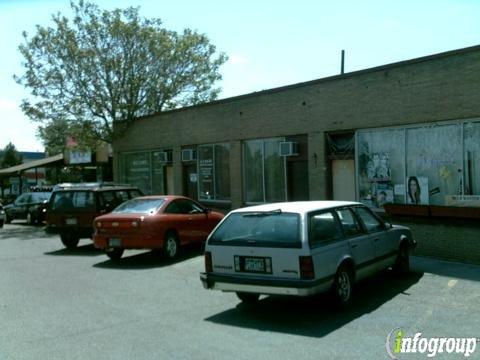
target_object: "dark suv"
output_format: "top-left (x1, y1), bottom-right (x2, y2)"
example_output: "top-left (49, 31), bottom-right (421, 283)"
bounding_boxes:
top-left (45, 183), bottom-right (143, 249)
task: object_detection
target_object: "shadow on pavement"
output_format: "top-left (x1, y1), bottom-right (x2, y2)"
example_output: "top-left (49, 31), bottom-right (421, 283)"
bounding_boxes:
top-left (204, 271), bottom-right (423, 338)
top-left (0, 223), bottom-right (50, 240)
top-left (44, 243), bottom-right (103, 256)
top-left (92, 244), bottom-right (203, 270)
top-left (411, 256), bottom-right (480, 282)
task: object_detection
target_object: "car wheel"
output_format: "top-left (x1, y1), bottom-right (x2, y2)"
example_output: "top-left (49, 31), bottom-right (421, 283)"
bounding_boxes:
top-left (105, 248), bottom-right (124, 261)
top-left (164, 232), bottom-right (179, 259)
top-left (236, 292), bottom-right (260, 304)
top-left (332, 266), bottom-right (353, 307)
top-left (60, 234), bottom-right (80, 249)
top-left (393, 243), bottom-right (410, 275)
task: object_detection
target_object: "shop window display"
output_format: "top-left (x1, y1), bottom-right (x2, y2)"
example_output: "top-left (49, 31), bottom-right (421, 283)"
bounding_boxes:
top-left (357, 129), bottom-right (405, 209)
top-left (358, 120), bottom-right (480, 209)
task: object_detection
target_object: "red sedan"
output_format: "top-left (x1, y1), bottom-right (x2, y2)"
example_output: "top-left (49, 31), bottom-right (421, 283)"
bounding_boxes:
top-left (93, 196), bottom-right (224, 260)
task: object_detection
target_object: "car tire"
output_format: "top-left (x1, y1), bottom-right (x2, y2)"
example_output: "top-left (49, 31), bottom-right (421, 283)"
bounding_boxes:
top-left (105, 248), bottom-right (124, 261)
top-left (163, 232), bottom-right (179, 259)
top-left (236, 292), bottom-right (260, 304)
top-left (331, 265), bottom-right (353, 307)
top-left (60, 234), bottom-right (80, 249)
top-left (393, 243), bottom-right (410, 275)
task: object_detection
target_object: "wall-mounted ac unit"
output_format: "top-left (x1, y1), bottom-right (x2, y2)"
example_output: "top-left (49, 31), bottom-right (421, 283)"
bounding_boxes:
top-left (279, 142), bottom-right (298, 156)
top-left (156, 151), bottom-right (171, 164)
top-left (181, 149), bottom-right (196, 162)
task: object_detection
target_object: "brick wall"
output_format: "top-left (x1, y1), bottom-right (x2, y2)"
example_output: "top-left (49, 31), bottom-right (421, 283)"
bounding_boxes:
top-left (114, 46), bottom-right (480, 202)
top-left (386, 216), bottom-right (480, 265)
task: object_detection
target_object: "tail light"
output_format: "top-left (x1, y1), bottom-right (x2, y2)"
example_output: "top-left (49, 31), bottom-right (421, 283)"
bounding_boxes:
top-left (205, 251), bottom-right (213, 273)
top-left (299, 256), bottom-right (315, 280)
top-left (96, 221), bottom-right (102, 228)
top-left (131, 221), bottom-right (139, 227)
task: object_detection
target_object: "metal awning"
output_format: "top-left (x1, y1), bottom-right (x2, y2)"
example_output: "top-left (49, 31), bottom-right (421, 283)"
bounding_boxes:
top-left (0, 153), bottom-right (64, 175)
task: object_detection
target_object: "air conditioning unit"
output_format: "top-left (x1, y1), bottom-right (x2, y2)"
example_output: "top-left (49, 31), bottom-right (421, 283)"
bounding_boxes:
top-left (156, 151), bottom-right (170, 163)
top-left (279, 142), bottom-right (298, 156)
top-left (181, 149), bottom-right (196, 162)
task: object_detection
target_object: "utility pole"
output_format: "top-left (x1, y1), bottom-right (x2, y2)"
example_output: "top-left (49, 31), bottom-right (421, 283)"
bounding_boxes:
top-left (341, 50), bottom-right (345, 74)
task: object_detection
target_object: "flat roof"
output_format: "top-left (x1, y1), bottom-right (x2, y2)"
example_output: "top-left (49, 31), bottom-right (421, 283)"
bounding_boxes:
top-left (0, 153), bottom-right (64, 175)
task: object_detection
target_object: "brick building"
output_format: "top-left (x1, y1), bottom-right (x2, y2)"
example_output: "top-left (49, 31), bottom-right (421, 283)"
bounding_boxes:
top-left (112, 45), bottom-right (480, 264)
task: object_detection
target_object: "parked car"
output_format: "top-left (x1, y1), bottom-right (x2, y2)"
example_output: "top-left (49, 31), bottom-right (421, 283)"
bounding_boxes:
top-left (0, 203), bottom-right (5, 228)
top-left (3, 192), bottom-right (51, 225)
top-left (93, 195), bottom-right (224, 260)
top-left (45, 183), bottom-right (143, 249)
top-left (200, 201), bottom-right (416, 306)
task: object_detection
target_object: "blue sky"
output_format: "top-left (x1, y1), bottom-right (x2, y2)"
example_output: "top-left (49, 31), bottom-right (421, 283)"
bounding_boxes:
top-left (1, 0), bottom-right (479, 151)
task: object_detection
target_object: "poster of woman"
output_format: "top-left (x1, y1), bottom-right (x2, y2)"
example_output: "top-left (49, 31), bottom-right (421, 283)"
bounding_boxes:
top-left (406, 176), bottom-right (429, 205)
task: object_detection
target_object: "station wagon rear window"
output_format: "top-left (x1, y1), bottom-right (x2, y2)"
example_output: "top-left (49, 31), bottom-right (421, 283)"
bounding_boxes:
top-left (208, 211), bottom-right (301, 248)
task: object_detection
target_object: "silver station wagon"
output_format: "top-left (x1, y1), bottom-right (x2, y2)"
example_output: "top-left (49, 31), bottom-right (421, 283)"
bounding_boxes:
top-left (200, 201), bottom-right (416, 306)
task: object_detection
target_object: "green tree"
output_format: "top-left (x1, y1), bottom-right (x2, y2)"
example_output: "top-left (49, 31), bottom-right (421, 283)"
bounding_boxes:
top-left (15, 0), bottom-right (227, 147)
top-left (0, 143), bottom-right (23, 169)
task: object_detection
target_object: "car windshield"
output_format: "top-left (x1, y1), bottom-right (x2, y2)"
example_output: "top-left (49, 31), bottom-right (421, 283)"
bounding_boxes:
top-left (112, 198), bottom-right (165, 214)
top-left (208, 211), bottom-right (301, 248)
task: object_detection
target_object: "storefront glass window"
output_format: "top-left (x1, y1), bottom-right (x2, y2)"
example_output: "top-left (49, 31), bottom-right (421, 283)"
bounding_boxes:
top-left (151, 151), bottom-right (165, 195)
top-left (264, 138), bottom-right (286, 202)
top-left (198, 144), bottom-right (230, 201)
top-left (214, 144), bottom-right (231, 200)
top-left (459, 121), bottom-right (480, 207)
top-left (244, 138), bottom-right (286, 203)
top-left (358, 129), bottom-right (405, 209)
top-left (243, 140), bottom-right (264, 203)
top-left (406, 124), bottom-right (462, 206)
top-left (358, 120), bottom-right (473, 209)
top-left (119, 152), bottom-right (151, 195)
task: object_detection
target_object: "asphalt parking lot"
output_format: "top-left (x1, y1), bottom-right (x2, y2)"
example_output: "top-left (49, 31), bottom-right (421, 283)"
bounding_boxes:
top-left (1, 222), bottom-right (479, 360)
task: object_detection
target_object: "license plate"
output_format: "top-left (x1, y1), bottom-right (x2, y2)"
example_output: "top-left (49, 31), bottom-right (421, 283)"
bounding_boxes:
top-left (66, 218), bottom-right (77, 225)
top-left (244, 257), bottom-right (266, 273)
top-left (109, 238), bottom-right (121, 247)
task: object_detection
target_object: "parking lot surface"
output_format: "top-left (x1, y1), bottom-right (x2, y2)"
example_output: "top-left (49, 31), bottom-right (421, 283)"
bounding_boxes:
top-left (1, 222), bottom-right (479, 360)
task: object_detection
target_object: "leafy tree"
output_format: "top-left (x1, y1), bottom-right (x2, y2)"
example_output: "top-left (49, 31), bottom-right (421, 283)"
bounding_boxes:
top-left (0, 143), bottom-right (23, 169)
top-left (37, 118), bottom-right (98, 155)
top-left (15, 0), bottom-right (227, 147)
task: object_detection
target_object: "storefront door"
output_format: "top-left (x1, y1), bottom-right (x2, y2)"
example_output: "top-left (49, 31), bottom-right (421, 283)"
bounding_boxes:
top-left (332, 159), bottom-right (355, 201)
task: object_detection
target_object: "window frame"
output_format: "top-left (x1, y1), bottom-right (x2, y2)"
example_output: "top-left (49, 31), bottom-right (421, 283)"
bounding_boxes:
top-left (334, 206), bottom-right (366, 238)
top-left (307, 209), bottom-right (345, 249)
top-left (352, 205), bottom-right (387, 234)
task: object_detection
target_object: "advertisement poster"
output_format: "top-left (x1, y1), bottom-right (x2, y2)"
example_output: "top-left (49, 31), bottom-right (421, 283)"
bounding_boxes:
top-left (406, 176), bottom-right (429, 205)
top-left (366, 152), bottom-right (391, 181)
top-left (375, 184), bottom-right (394, 208)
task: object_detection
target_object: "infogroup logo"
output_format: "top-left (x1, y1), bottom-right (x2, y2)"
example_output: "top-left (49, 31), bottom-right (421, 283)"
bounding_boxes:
top-left (386, 328), bottom-right (479, 359)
